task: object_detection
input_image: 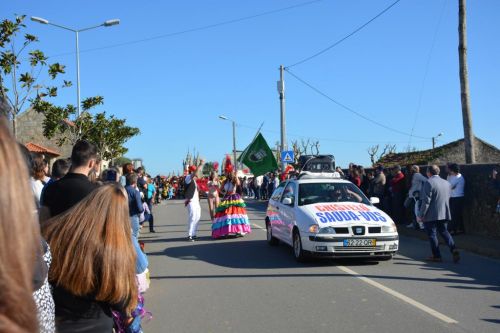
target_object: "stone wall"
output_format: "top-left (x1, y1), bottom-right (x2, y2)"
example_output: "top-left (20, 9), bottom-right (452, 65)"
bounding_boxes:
top-left (433, 138), bottom-right (500, 165)
top-left (15, 108), bottom-right (73, 158)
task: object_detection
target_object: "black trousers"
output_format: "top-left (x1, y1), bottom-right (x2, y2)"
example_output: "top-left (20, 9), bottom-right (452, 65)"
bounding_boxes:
top-left (449, 197), bottom-right (465, 233)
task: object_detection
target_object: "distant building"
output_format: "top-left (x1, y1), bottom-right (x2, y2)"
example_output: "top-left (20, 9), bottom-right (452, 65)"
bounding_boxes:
top-left (377, 137), bottom-right (500, 167)
top-left (14, 108), bottom-right (73, 159)
top-left (131, 158), bottom-right (143, 169)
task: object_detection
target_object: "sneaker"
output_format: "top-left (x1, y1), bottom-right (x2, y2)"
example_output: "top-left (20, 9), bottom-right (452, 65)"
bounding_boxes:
top-left (425, 256), bottom-right (443, 263)
top-left (418, 222), bottom-right (425, 230)
top-left (187, 236), bottom-right (195, 242)
top-left (452, 250), bottom-right (460, 263)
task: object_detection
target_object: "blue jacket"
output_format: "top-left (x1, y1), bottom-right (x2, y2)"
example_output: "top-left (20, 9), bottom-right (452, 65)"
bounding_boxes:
top-left (126, 185), bottom-right (144, 216)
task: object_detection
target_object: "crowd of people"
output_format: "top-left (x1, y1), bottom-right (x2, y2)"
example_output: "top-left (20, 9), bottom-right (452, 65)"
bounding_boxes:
top-left (1, 115), bottom-right (152, 333)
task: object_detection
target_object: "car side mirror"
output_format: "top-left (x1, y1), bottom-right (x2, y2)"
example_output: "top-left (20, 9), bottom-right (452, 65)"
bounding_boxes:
top-left (370, 197), bottom-right (380, 205)
top-left (282, 197), bottom-right (293, 206)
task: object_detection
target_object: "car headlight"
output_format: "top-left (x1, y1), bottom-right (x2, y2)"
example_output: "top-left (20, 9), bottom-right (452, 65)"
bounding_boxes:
top-left (382, 222), bottom-right (397, 233)
top-left (308, 224), bottom-right (319, 233)
top-left (319, 226), bottom-right (336, 234)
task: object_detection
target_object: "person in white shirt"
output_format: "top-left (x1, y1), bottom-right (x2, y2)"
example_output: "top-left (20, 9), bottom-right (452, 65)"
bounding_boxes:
top-left (185, 163), bottom-right (203, 241)
top-left (447, 163), bottom-right (465, 235)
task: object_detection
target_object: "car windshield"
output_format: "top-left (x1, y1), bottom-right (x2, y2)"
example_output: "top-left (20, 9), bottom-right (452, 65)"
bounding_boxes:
top-left (298, 182), bottom-right (370, 206)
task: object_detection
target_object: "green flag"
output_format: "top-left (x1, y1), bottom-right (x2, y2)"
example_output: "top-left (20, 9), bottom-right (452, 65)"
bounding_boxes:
top-left (238, 133), bottom-right (278, 177)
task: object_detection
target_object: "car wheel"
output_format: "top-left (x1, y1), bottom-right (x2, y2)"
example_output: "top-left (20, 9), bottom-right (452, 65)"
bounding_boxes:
top-left (266, 221), bottom-right (279, 246)
top-left (293, 229), bottom-right (308, 262)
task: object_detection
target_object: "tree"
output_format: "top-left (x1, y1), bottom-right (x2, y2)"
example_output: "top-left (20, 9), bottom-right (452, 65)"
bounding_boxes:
top-left (42, 95), bottom-right (140, 161)
top-left (367, 144), bottom-right (397, 166)
top-left (0, 15), bottom-right (68, 137)
top-left (458, 0), bottom-right (476, 163)
top-left (114, 156), bottom-right (131, 167)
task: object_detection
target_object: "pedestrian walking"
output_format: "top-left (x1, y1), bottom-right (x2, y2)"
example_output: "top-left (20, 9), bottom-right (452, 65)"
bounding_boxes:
top-left (417, 165), bottom-right (460, 263)
top-left (185, 163), bottom-right (203, 241)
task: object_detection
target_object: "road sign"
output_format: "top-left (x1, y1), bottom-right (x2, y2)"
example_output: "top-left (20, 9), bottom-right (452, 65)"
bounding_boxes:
top-left (281, 151), bottom-right (294, 164)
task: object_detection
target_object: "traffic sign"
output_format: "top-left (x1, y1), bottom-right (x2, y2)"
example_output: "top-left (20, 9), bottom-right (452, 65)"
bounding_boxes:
top-left (281, 151), bottom-right (294, 164)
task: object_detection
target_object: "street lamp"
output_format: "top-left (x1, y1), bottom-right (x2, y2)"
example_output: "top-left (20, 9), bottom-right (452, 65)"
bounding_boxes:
top-left (31, 16), bottom-right (120, 118)
top-left (219, 115), bottom-right (237, 172)
top-left (432, 132), bottom-right (443, 149)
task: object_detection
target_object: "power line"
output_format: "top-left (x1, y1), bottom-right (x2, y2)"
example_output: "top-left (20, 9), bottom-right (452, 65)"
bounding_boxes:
top-left (46, 0), bottom-right (324, 59)
top-left (236, 123), bottom-right (428, 145)
top-left (284, 68), bottom-right (430, 139)
top-left (407, 0), bottom-right (448, 148)
top-left (286, 0), bottom-right (402, 68)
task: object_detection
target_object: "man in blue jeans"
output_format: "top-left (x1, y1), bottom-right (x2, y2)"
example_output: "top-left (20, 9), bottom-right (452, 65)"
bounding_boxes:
top-left (125, 173), bottom-right (144, 238)
top-left (417, 165), bottom-right (460, 263)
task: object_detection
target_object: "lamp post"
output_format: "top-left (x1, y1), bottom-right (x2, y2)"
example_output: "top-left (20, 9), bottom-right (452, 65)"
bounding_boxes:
top-left (31, 16), bottom-right (120, 118)
top-left (432, 132), bottom-right (443, 149)
top-left (219, 115), bottom-right (237, 172)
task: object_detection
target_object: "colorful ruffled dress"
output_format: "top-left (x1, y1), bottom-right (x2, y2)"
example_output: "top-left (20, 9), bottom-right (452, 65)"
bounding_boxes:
top-left (212, 182), bottom-right (252, 238)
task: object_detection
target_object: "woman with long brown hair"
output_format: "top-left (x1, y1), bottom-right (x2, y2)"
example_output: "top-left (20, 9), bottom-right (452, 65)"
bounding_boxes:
top-left (0, 116), bottom-right (40, 332)
top-left (42, 183), bottom-right (138, 333)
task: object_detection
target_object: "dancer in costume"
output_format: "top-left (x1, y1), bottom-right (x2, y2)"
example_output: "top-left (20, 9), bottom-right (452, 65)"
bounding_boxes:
top-left (207, 171), bottom-right (221, 221)
top-left (212, 164), bottom-right (252, 239)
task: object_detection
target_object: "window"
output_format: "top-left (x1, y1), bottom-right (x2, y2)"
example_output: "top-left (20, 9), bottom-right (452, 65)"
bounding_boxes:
top-left (298, 182), bottom-right (370, 206)
top-left (270, 182), bottom-right (286, 201)
top-left (281, 183), bottom-right (296, 206)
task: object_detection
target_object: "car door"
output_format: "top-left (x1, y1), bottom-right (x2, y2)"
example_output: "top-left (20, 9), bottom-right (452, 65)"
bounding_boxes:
top-left (268, 182), bottom-right (286, 240)
top-left (277, 182), bottom-right (297, 245)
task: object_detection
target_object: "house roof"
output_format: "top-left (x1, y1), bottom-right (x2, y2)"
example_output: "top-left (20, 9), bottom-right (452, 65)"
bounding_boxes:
top-left (376, 137), bottom-right (500, 167)
top-left (25, 142), bottom-right (61, 157)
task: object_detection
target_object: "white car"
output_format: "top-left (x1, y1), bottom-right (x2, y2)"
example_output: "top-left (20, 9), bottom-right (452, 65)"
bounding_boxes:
top-left (265, 173), bottom-right (399, 261)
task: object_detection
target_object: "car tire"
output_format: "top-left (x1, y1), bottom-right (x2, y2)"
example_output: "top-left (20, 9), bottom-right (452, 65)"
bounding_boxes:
top-left (293, 229), bottom-right (309, 262)
top-left (266, 221), bottom-right (279, 246)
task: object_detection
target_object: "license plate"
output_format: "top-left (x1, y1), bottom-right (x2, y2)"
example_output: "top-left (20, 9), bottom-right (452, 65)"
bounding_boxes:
top-left (343, 239), bottom-right (376, 247)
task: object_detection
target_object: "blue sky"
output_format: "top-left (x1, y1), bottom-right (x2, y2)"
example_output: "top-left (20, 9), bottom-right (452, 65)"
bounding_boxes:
top-left (3, 0), bottom-right (499, 175)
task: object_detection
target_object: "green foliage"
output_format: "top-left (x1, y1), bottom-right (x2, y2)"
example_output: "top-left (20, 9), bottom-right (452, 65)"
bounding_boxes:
top-left (0, 15), bottom-right (69, 137)
top-left (114, 156), bottom-right (132, 167)
top-left (42, 96), bottom-right (140, 161)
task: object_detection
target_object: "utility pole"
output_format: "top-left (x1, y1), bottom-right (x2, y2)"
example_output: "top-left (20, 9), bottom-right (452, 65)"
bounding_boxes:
top-left (458, 0), bottom-right (476, 163)
top-left (232, 119), bottom-right (237, 172)
top-left (278, 65), bottom-right (287, 155)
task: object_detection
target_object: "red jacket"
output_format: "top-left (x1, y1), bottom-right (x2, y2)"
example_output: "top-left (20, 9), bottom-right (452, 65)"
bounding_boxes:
top-left (390, 172), bottom-right (406, 193)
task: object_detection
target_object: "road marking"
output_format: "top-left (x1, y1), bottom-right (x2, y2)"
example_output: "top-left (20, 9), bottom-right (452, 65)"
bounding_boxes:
top-left (337, 266), bottom-right (458, 324)
top-left (251, 223), bottom-right (266, 230)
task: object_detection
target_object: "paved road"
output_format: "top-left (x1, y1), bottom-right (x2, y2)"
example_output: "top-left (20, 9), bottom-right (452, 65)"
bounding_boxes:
top-left (140, 199), bottom-right (500, 333)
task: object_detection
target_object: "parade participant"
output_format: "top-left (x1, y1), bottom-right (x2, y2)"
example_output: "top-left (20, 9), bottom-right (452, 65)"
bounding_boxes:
top-left (185, 162), bottom-right (203, 241)
top-left (212, 165), bottom-right (252, 239)
top-left (417, 165), bottom-right (460, 263)
top-left (0, 116), bottom-right (43, 332)
top-left (207, 171), bottom-right (221, 221)
top-left (42, 184), bottom-right (138, 333)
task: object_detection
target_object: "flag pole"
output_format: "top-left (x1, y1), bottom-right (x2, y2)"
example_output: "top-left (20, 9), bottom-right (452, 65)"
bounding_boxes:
top-left (238, 122), bottom-right (264, 163)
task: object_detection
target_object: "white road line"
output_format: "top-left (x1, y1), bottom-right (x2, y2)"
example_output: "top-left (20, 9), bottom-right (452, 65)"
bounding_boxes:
top-left (337, 266), bottom-right (458, 324)
top-left (251, 223), bottom-right (266, 230)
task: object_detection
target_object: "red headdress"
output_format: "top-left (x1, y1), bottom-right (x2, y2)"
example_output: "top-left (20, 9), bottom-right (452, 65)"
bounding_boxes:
top-left (224, 155), bottom-right (233, 174)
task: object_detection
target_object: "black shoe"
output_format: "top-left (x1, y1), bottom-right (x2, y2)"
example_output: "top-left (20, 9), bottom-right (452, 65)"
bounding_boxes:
top-left (452, 250), bottom-right (460, 263)
top-left (192, 235), bottom-right (198, 240)
top-left (150, 230), bottom-right (156, 233)
top-left (187, 236), bottom-right (195, 242)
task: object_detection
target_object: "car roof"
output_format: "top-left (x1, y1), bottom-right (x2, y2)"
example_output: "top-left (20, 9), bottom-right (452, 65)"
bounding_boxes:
top-left (285, 178), bottom-right (351, 185)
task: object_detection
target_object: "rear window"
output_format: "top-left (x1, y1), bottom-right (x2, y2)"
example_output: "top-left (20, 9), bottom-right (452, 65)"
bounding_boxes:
top-left (298, 182), bottom-right (370, 206)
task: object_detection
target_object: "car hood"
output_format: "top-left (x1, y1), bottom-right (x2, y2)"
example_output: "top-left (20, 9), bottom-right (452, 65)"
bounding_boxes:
top-left (300, 202), bottom-right (393, 226)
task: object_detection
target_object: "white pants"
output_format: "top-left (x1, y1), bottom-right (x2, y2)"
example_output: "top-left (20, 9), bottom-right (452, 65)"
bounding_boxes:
top-left (187, 200), bottom-right (201, 237)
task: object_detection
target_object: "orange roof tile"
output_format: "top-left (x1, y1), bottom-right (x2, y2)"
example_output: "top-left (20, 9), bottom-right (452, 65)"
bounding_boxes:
top-left (25, 142), bottom-right (60, 157)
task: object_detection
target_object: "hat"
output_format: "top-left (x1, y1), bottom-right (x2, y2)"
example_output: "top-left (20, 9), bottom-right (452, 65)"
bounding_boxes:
top-left (189, 165), bottom-right (197, 172)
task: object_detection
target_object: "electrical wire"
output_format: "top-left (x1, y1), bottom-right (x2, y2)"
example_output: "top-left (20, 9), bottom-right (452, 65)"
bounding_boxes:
top-left (236, 123), bottom-right (428, 145)
top-left (286, 0), bottom-right (402, 69)
top-left (284, 68), bottom-right (430, 139)
top-left (407, 0), bottom-right (448, 148)
top-left (46, 0), bottom-right (324, 59)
